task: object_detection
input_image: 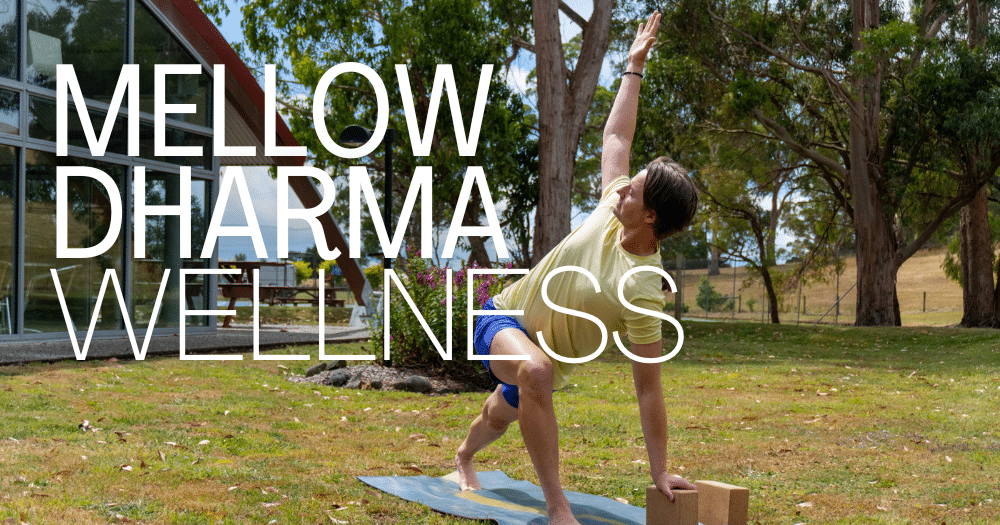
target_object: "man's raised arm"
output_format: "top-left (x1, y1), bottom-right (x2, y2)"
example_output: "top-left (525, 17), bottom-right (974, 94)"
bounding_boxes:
top-left (601, 11), bottom-right (660, 193)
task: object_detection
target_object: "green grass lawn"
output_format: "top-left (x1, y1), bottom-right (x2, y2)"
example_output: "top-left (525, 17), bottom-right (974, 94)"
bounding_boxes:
top-left (1, 322), bottom-right (997, 524)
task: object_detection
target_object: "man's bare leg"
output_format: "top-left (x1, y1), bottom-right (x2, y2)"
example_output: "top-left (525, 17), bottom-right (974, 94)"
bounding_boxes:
top-left (467, 328), bottom-right (580, 525)
top-left (455, 385), bottom-right (519, 491)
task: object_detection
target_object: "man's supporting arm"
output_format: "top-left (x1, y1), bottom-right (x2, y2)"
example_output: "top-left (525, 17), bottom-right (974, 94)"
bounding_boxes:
top-left (600, 11), bottom-right (660, 193)
top-left (630, 339), bottom-right (697, 501)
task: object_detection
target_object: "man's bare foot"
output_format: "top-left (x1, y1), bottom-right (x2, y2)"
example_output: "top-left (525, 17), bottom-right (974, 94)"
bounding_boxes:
top-left (454, 453), bottom-right (481, 491)
top-left (547, 507), bottom-right (581, 525)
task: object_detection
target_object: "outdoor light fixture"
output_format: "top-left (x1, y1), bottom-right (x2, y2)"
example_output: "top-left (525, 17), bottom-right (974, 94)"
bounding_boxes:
top-left (338, 125), bottom-right (397, 272)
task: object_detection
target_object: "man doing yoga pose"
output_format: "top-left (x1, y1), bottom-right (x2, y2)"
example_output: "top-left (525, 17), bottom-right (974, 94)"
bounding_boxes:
top-left (455, 11), bottom-right (699, 525)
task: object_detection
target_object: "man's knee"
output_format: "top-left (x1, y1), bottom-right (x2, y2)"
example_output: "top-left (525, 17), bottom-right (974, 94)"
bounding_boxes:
top-left (516, 358), bottom-right (555, 395)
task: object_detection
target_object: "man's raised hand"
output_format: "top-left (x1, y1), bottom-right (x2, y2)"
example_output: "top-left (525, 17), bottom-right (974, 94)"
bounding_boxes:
top-left (628, 11), bottom-right (661, 71)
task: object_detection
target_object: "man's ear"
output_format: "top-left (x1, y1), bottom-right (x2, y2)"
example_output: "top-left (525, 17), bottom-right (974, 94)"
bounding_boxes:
top-left (644, 208), bottom-right (656, 226)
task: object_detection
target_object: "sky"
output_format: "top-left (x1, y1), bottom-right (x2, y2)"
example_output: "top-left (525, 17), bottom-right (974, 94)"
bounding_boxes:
top-left (210, 1), bottom-right (610, 264)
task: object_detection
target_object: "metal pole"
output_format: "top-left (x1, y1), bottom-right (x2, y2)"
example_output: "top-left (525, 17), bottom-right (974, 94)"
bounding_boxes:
top-left (674, 254), bottom-right (683, 320)
top-left (383, 129), bottom-right (395, 272)
top-left (796, 279), bottom-right (802, 325)
top-left (383, 129), bottom-right (395, 367)
top-left (835, 270), bottom-right (840, 324)
top-left (731, 265), bottom-right (737, 322)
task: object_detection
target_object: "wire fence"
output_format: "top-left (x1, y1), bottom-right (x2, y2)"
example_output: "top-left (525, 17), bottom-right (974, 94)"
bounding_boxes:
top-left (664, 251), bottom-right (964, 326)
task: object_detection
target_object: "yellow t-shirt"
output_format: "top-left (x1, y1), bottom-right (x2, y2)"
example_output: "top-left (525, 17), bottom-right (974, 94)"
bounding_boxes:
top-left (494, 176), bottom-right (665, 389)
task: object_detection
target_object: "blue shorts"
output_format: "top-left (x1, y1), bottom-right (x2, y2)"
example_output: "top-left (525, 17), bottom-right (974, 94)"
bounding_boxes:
top-left (473, 297), bottom-right (529, 409)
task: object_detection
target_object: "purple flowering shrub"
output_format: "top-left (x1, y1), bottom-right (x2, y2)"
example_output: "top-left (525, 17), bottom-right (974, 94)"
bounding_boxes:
top-left (380, 257), bottom-right (509, 385)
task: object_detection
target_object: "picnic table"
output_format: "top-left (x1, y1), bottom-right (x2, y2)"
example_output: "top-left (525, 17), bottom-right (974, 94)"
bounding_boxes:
top-left (217, 261), bottom-right (348, 327)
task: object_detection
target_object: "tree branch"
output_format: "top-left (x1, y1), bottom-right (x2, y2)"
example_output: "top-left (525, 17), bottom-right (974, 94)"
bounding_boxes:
top-left (558, 0), bottom-right (587, 29)
top-left (752, 109), bottom-right (849, 178)
top-left (896, 183), bottom-right (980, 265)
top-left (512, 35), bottom-right (536, 54)
top-left (707, 7), bottom-right (853, 105)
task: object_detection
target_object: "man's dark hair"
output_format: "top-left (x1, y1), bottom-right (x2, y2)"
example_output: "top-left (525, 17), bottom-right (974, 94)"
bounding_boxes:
top-left (643, 156), bottom-right (699, 240)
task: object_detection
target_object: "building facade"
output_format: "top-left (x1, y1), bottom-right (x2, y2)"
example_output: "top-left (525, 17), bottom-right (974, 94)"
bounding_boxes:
top-left (0, 0), bottom-right (303, 341)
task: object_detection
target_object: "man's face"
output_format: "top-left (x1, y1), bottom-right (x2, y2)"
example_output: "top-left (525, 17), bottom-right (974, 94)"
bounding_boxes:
top-left (614, 170), bottom-right (651, 227)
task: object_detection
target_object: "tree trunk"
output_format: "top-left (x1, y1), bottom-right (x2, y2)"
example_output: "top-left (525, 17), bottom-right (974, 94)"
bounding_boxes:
top-left (760, 268), bottom-right (780, 324)
top-left (531, 0), bottom-right (613, 266)
top-left (957, 0), bottom-right (998, 327)
top-left (850, 0), bottom-right (900, 326)
top-left (995, 250), bottom-right (1000, 321)
top-left (708, 245), bottom-right (721, 275)
top-left (959, 187), bottom-right (998, 327)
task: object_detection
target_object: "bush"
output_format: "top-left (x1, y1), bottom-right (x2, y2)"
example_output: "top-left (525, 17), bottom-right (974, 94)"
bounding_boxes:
top-left (374, 258), bottom-right (509, 387)
top-left (663, 302), bottom-right (690, 313)
top-left (292, 260), bottom-right (312, 284)
top-left (696, 276), bottom-right (728, 312)
top-left (746, 297), bottom-right (757, 313)
top-left (363, 264), bottom-right (384, 288)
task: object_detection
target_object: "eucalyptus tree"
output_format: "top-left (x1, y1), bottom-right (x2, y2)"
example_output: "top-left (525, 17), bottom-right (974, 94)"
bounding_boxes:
top-left (653, 0), bottom-right (996, 326)
top-left (198, 0), bottom-right (537, 267)
top-left (901, 5), bottom-right (1000, 327)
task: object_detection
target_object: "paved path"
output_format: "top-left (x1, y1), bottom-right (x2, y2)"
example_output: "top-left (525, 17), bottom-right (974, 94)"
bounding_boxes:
top-left (0, 325), bottom-right (371, 364)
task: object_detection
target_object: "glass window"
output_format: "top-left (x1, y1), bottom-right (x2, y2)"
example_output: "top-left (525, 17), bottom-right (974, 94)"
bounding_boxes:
top-left (24, 150), bottom-right (124, 333)
top-left (134, 2), bottom-right (209, 127)
top-left (0, 146), bottom-right (14, 334)
top-left (0, 0), bottom-right (18, 80)
top-left (27, 0), bottom-right (127, 103)
top-left (29, 96), bottom-right (129, 155)
top-left (0, 89), bottom-right (18, 135)
top-left (132, 174), bottom-right (210, 328)
top-left (138, 121), bottom-right (212, 170)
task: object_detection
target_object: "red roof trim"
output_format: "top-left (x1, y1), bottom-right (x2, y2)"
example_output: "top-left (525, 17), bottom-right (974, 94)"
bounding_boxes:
top-left (151, 0), bottom-right (305, 167)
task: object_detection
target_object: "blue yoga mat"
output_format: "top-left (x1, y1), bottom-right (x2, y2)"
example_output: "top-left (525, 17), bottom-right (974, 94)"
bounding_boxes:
top-left (358, 471), bottom-right (646, 525)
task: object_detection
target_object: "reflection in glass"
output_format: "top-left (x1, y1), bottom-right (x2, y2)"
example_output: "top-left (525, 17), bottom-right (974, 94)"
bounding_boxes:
top-left (27, 0), bottom-right (127, 103)
top-left (29, 96), bottom-right (128, 155)
top-left (1, 146), bottom-right (15, 334)
top-left (133, 174), bottom-right (210, 327)
top-left (0, 89), bottom-right (18, 135)
top-left (134, 2), bottom-right (209, 126)
top-left (0, 0), bottom-right (17, 80)
top-left (138, 121), bottom-right (212, 170)
top-left (24, 150), bottom-right (124, 333)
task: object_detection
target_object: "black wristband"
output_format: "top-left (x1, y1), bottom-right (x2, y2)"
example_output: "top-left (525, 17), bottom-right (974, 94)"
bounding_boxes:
top-left (624, 71), bottom-right (643, 79)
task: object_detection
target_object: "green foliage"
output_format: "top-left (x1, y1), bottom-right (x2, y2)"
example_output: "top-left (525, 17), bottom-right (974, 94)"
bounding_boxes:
top-left (746, 297), bottom-right (757, 313)
top-left (363, 263), bottom-right (384, 288)
top-left (663, 301), bottom-right (690, 313)
top-left (728, 74), bottom-right (768, 115)
top-left (233, 252), bottom-right (247, 262)
top-left (223, 0), bottom-right (538, 261)
top-left (318, 259), bottom-right (343, 284)
top-left (696, 276), bottom-right (728, 312)
top-left (292, 260), bottom-right (312, 284)
top-left (853, 20), bottom-right (918, 76)
top-left (376, 258), bottom-right (508, 385)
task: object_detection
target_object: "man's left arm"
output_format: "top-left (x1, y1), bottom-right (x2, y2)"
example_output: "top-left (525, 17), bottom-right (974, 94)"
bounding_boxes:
top-left (630, 340), bottom-right (697, 501)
